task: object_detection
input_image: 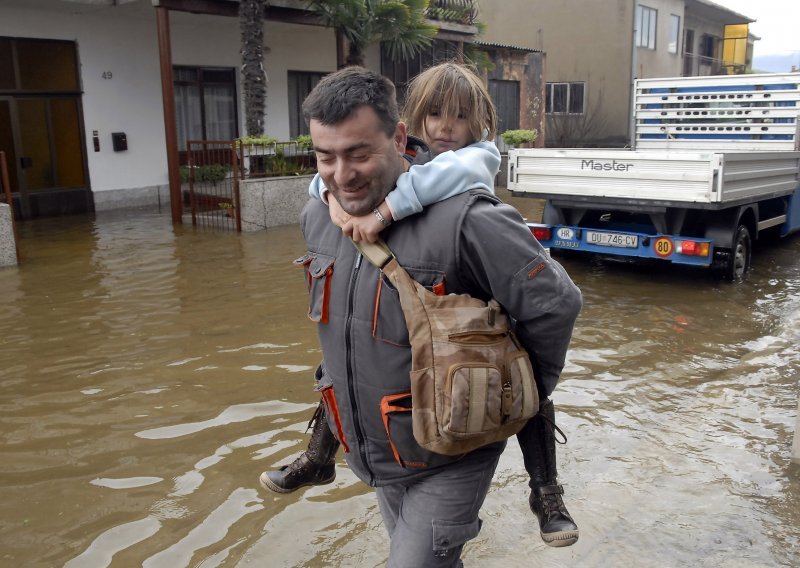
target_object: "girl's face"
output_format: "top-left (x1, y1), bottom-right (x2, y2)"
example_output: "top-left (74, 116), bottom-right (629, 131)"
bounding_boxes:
top-left (423, 109), bottom-right (473, 156)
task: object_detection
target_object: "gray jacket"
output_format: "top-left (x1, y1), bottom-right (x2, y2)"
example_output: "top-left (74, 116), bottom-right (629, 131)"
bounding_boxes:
top-left (298, 189), bottom-right (582, 487)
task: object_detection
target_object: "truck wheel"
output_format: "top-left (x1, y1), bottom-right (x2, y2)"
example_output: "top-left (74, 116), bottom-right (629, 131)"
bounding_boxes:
top-left (714, 225), bottom-right (751, 280)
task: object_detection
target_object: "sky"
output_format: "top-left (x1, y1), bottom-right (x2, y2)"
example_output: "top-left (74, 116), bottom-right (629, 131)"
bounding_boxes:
top-left (711, 0), bottom-right (800, 57)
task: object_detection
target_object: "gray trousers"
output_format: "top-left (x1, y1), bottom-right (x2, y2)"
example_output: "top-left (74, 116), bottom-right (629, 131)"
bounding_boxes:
top-left (375, 452), bottom-right (501, 567)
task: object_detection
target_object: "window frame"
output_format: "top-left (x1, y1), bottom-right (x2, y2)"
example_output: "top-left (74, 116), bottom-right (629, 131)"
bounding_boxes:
top-left (635, 5), bottom-right (658, 50)
top-left (545, 82), bottom-right (585, 115)
top-left (668, 14), bottom-right (680, 54)
top-left (173, 65), bottom-right (238, 153)
top-left (287, 70), bottom-right (326, 138)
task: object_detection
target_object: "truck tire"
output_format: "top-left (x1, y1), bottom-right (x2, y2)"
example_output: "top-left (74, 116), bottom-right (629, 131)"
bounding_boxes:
top-left (713, 225), bottom-right (751, 280)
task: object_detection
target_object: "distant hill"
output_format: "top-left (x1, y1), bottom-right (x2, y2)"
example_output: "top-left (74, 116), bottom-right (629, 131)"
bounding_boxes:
top-left (752, 53), bottom-right (800, 73)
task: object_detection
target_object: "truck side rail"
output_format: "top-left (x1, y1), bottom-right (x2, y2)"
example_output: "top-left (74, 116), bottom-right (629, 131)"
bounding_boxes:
top-left (633, 73), bottom-right (800, 153)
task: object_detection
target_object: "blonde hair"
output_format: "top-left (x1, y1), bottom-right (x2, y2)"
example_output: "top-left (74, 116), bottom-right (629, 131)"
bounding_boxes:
top-left (402, 61), bottom-right (497, 145)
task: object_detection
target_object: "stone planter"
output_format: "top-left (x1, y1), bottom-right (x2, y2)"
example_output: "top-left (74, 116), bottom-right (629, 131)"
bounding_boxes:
top-left (0, 203), bottom-right (18, 267)
top-left (238, 174), bottom-right (314, 231)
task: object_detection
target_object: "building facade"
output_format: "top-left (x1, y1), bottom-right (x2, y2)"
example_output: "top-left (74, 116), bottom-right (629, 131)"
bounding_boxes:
top-left (1, 0), bottom-right (546, 221)
top-left (476, 0), bottom-right (755, 147)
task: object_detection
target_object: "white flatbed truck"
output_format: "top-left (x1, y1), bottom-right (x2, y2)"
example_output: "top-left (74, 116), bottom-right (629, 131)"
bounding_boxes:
top-left (507, 73), bottom-right (800, 279)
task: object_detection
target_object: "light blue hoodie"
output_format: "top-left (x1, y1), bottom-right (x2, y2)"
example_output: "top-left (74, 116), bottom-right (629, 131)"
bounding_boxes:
top-left (308, 140), bottom-right (501, 221)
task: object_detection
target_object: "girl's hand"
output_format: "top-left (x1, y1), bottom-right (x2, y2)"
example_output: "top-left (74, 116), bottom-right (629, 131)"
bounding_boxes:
top-left (328, 196), bottom-right (351, 228)
top-left (343, 201), bottom-right (393, 243)
top-left (344, 214), bottom-right (384, 243)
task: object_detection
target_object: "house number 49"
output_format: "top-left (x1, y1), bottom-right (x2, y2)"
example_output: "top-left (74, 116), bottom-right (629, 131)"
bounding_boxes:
top-left (102, 71), bottom-right (113, 80)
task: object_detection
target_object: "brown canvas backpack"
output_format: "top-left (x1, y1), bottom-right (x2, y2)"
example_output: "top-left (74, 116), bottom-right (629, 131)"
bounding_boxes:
top-left (356, 239), bottom-right (539, 456)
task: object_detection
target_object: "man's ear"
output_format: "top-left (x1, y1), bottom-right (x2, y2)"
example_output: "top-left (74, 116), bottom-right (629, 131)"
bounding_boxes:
top-left (394, 122), bottom-right (407, 155)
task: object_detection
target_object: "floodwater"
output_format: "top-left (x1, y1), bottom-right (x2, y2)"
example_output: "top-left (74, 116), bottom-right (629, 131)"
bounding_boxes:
top-left (1, 194), bottom-right (799, 568)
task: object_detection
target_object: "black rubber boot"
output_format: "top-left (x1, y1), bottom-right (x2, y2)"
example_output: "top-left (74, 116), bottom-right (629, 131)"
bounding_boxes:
top-left (259, 400), bottom-right (340, 493)
top-left (516, 398), bottom-right (579, 547)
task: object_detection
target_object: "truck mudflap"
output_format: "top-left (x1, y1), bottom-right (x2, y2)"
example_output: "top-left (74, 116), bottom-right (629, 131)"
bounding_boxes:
top-left (528, 223), bottom-right (714, 267)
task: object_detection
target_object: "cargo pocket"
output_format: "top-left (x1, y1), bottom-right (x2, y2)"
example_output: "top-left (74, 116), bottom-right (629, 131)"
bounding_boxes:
top-left (432, 517), bottom-right (482, 557)
top-left (372, 267), bottom-right (445, 346)
top-left (295, 252), bottom-right (335, 323)
top-left (315, 377), bottom-right (349, 453)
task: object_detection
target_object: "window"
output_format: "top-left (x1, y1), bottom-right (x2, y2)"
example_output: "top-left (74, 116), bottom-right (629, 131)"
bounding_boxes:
top-left (489, 79), bottom-right (520, 134)
top-left (0, 37), bottom-right (80, 93)
top-left (381, 40), bottom-right (458, 107)
top-left (173, 66), bottom-right (237, 151)
top-left (546, 82), bottom-right (585, 114)
top-left (288, 71), bottom-right (325, 137)
top-left (635, 5), bottom-right (657, 50)
top-left (700, 34), bottom-right (718, 59)
top-left (668, 15), bottom-right (680, 54)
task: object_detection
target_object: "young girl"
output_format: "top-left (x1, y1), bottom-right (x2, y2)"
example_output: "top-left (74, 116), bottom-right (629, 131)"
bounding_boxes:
top-left (260, 62), bottom-right (579, 547)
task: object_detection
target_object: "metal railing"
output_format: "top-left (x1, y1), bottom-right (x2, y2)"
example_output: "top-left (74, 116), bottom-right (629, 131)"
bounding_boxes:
top-left (185, 140), bottom-right (241, 232)
top-left (184, 140), bottom-right (318, 232)
top-left (683, 53), bottom-right (747, 76)
top-left (425, 0), bottom-right (478, 25)
top-left (238, 141), bottom-right (316, 179)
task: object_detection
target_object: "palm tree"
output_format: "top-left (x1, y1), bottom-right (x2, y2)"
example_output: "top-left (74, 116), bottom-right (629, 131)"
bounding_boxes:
top-left (240, 0), bottom-right (267, 136)
top-left (307, 0), bottom-right (438, 68)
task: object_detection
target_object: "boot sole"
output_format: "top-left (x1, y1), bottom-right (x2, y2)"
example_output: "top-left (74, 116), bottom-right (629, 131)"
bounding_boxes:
top-left (541, 530), bottom-right (579, 548)
top-left (258, 471), bottom-right (335, 494)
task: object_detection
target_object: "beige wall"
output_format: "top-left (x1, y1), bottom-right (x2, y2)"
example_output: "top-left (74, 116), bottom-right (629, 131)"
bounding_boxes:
top-left (634, 0), bottom-right (685, 79)
top-left (477, 0), bottom-right (637, 145)
top-left (475, 0), bottom-right (749, 146)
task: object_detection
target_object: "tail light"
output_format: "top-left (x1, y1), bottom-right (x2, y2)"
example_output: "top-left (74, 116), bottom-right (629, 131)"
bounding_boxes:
top-left (531, 226), bottom-right (552, 241)
top-left (677, 240), bottom-right (710, 257)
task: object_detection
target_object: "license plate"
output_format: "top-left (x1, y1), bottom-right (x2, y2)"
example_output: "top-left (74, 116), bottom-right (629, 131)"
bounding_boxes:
top-left (585, 230), bottom-right (638, 248)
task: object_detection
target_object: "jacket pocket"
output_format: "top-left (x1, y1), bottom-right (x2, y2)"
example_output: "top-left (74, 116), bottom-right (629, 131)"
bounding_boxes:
top-left (379, 392), bottom-right (456, 469)
top-left (372, 267), bottom-right (446, 346)
top-left (295, 252), bottom-right (335, 324)
top-left (316, 377), bottom-right (350, 453)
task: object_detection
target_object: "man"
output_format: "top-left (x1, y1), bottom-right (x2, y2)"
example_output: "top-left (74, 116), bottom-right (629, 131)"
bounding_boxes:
top-left (294, 66), bottom-right (581, 566)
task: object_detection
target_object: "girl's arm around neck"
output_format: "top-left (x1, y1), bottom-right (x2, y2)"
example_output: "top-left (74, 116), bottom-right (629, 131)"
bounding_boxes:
top-left (385, 141), bottom-right (501, 222)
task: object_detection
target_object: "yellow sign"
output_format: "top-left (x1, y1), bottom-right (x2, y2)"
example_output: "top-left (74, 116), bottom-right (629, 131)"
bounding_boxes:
top-left (654, 237), bottom-right (673, 257)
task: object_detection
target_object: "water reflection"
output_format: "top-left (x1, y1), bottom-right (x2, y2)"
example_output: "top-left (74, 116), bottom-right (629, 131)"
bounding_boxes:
top-left (0, 207), bottom-right (798, 567)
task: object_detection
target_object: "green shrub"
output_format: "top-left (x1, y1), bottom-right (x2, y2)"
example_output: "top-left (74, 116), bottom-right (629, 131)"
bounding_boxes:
top-left (198, 163), bottom-right (229, 184)
top-left (181, 164), bottom-right (230, 184)
top-left (500, 129), bottom-right (538, 147)
top-left (294, 134), bottom-right (313, 150)
top-left (236, 134), bottom-right (278, 147)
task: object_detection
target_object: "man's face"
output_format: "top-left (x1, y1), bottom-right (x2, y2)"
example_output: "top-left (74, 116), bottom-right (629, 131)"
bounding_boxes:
top-left (310, 106), bottom-right (407, 216)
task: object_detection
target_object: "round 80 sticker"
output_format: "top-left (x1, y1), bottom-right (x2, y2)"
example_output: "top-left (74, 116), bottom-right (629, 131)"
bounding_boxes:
top-left (654, 237), bottom-right (673, 257)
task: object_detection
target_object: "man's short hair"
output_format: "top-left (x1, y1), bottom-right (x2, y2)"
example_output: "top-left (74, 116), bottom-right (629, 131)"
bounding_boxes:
top-left (303, 66), bottom-right (399, 137)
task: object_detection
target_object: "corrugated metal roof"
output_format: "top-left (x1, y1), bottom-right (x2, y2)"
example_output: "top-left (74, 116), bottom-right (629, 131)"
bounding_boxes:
top-left (474, 40), bottom-right (543, 53)
top-left (686, 0), bottom-right (754, 23)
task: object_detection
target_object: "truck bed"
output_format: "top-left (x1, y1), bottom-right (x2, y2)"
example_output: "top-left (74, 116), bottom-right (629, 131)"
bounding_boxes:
top-left (509, 148), bottom-right (800, 209)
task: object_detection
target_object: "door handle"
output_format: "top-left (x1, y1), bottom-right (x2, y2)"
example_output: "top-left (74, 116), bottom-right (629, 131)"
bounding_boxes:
top-left (20, 156), bottom-right (32, 169)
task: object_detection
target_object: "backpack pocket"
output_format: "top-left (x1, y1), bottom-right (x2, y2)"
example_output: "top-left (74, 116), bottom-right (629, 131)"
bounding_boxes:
top-left (439, 349), bottom-right (537, 443)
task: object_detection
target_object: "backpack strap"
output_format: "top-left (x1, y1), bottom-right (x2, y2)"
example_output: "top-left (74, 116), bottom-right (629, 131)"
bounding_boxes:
top-left (351, 238), bottom-right (395, 271)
